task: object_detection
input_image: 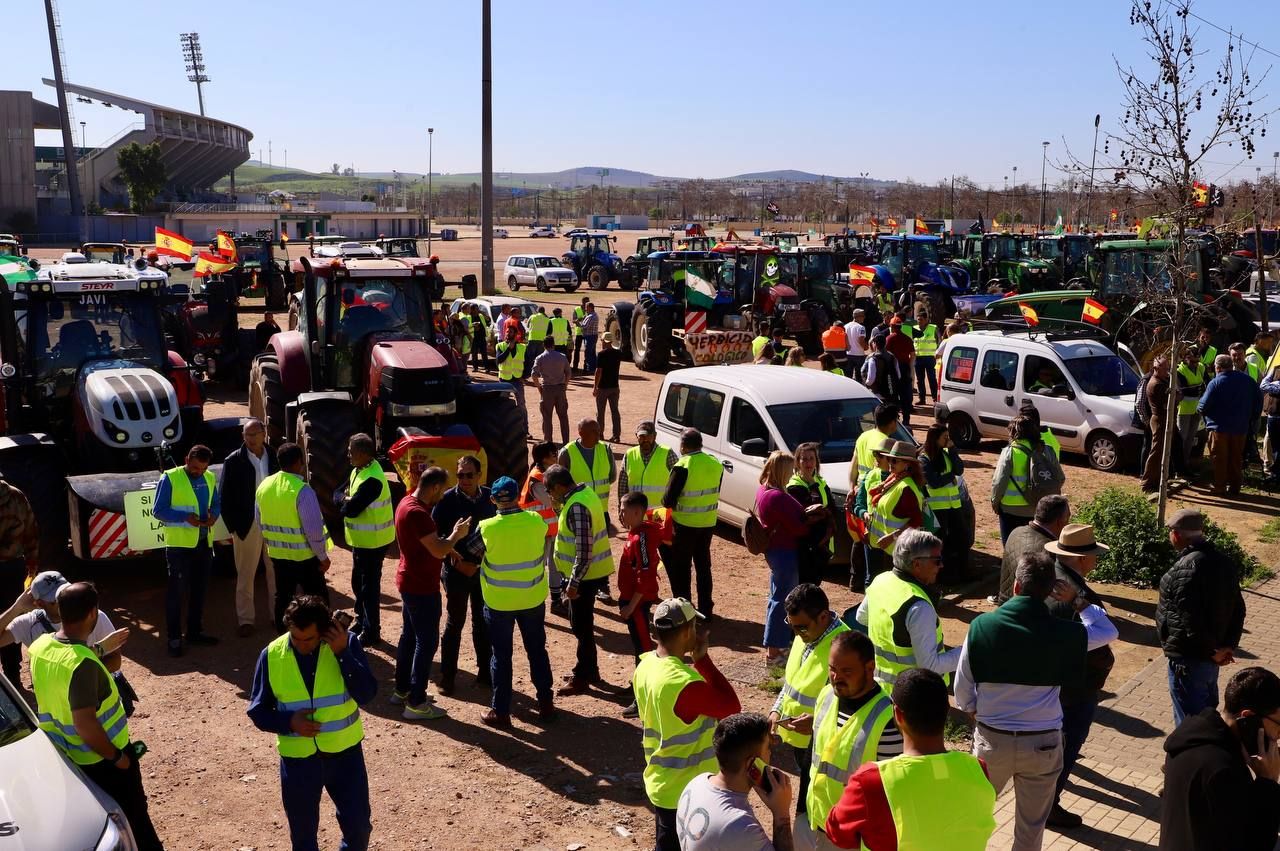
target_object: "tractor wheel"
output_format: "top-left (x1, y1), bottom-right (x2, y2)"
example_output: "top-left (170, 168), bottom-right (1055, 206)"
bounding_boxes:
top-left (462, 393), bottom-right (529, 484)
top-left (296, 402), bottom-right (361, 539)
top-left (632, 300), bottom-right (672, 372)
top-left (608, 302), bottom-right (634, 358)
top-left (508, 275), bottom-right (520, 292)
top-left (587, 265), bottom-right (610, 291)
top-left (249, 354), bottom-right (288, 447)
top-left (266, 273), bottom-right (288, 312)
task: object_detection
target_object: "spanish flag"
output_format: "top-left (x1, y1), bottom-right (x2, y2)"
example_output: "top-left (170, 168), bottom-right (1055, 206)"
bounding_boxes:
top-left (914, 218), bottom-right (929, 234)
top-left (193, 251), bottom-right (236, 278)
top-left (887, 217), bottom-right (899, 229)
top-left (1082, 297), bottom-right (1108, 325)
top-left (849, 265), bottom-right (876, 283)
top-left (154, 227), bottom-right (193, 260)
top-left (1018, 302), bottom-right (1040, 326)
top-left (845, 509), bottom-right (867, 543)
top-left (215, 231), bottom-right (238, 262)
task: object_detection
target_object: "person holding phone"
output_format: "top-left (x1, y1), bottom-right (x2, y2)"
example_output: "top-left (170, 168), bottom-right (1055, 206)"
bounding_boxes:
top-left (675, 712), bottom-right (794, 850)
top-left (1160, 666), bottom-right (1280, 851)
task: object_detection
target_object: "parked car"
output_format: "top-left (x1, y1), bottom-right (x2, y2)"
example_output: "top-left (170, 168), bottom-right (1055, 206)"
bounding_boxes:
top-left (528, 225), bottom-right (557, 238)
top-left (493, 228), bottom-right (510, 239)
top-left (503, 254), bottom-right (580, 292)
top-left (0, 672), bottom-right (138, 848)
top-left (939, 328), bottom-right (1142, 471)
top-left (564, 228), bottom-right (588, 238)
top-left (653, 365), bottom-right (912, 555)
top-left (450, 295), bottom-right (540, 351)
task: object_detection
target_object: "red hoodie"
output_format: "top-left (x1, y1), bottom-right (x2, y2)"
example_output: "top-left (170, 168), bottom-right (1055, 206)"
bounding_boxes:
top-left (618, 519), bottom-right (663, 602)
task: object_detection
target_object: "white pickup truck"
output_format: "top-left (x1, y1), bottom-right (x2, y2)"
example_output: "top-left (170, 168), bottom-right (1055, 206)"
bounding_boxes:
top-left (653, 365), bottom-right (913, 538)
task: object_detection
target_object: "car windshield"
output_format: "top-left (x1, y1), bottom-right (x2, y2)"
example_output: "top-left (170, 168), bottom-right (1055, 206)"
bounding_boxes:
top-left (0, 681), bottom-right (35, 747)
top-left (336, 278), bottom-right (429, 344)
top-left (81, 245), bottom-right (126, 264)
top-left (1064, 354), bottom-right (1139, 396)
top-left (533, 257), bottom-right (563, 268)
top-left (907, 240), bottom-right (940, 264)
top-left (1242, 231), bottom-right (1279, 256)
top-left (1036, 240), bottom-right (1062, 260)
top-left (1101, 250), bottom-right (1173, 295)
top-left (767, 397), bottom-right (895, 463)
top-left (989, 236), bottom-right (1026, 260)
top-left (236, 242), bottom-right (272, 266)
top-left (23, 293), bottom-right (166, 380)
top-left (800, 252), bottom-right (834, 281)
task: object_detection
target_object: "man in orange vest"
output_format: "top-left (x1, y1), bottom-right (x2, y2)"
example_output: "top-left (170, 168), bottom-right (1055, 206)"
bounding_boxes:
top-left (520, 442), bottom-right (563, 614)
top-left (822, 320), bottom-right (849, 374)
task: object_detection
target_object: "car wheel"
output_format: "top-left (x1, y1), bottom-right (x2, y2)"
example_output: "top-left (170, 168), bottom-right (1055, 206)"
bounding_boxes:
top-left (946, 412), bottom-right (980, 450)
top-left (536, 277), bottom-right (548, 292)
top-left (1087, 430), bottom-right (1121, 472)
top-left (565, 281), bottom-right (581, 293)
top-left (507, 275), bottom-right (520, 292)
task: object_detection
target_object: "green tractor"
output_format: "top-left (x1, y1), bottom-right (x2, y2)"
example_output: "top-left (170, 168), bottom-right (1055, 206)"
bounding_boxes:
top-left (761, 232), bottom-right (804, 250)
top-left (675, 235), bottom-right (716, 252)
top-left (618, 235), bottom-right (674, 290)
top-left (951, 233), bottom-right (1059, 293)
top-left (1032, 234), bottom-right (1094, 285)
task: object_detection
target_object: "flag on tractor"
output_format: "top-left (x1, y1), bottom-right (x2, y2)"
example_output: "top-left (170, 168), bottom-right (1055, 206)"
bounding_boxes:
top-left (683, 264), bottom-right (717, 310)
top-left (1053, 210), bottom-right (1064, 235)
top-left (766, 201), bottom-right (780, 215)
top-left (1018, 302), bottom-right (1040, 326)
top-left (849, 265), bottom-right (876, 284)
top-left (887, 217), bottom-right (899, 229)
top-left (154, 227), bottom-right (193, 260)
top-left (193, 251), bottom-right (236, 278)
top-left (1109, 209), bottom-right (1119, 222)
top-left (1191, 181), bottom-right (1210, 208)
top-left (913, 218), bottom-right (929, 234)
top-left (215, 231), bottom-right (238, 262)
top-left (1082, 297), bottom-right (1108, 325)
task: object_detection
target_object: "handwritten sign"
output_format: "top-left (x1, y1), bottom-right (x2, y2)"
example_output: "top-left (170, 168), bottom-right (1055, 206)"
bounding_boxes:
top-left (682, 330), bottom-right (755, 365)
top-left (124, 488), bottom-right (229, 551)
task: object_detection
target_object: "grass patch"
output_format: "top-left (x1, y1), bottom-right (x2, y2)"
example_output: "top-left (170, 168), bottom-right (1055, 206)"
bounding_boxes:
top-left (944, 717), bottom-right (974, 749)
top-left (757, 664), bottom-right (785, 695)
top-left (1258, 518), bottom-right (1280, 545)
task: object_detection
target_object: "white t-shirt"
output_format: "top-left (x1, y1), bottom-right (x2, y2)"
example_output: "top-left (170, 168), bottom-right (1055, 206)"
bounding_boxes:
top-left (676, 773), bottom-right (775, 851)
top-left (844, 321), bottom-right (867, 356)
top-left (6, 608), bottom-right (115, 648)
top-left (248, 448), bottom-right (270, 487)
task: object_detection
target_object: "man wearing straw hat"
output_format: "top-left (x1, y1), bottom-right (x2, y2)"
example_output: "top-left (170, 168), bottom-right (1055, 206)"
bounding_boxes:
top-left (1042, 524), bottom-right (1120, 831)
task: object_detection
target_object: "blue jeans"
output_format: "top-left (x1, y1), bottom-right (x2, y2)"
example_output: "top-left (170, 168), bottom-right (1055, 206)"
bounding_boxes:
top-left (763, 547), bottom-right (799, 649)
top-left (279, 744), bottom-right (371, 851)
top-left (915, 355), bottom-right (937, 402)
top-left (165, 542), bottom-right (212, 642)
top-left (1169, 657), bottom-right (1220, 726)
top-left (1055, 696), bottom-right (1099, 804)
top-left (395, 592), bottom-right (441, 705)
top-left (483, 603), bottom-right (554, 715)
top-left (583, 334), bottom-right (598, 373)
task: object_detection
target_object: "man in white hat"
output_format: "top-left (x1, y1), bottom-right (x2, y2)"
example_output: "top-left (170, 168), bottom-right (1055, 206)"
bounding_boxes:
top-left (593, 329), bottom-right (623, 442)
top-left (1042, 524), bottom-right (1119, 831)
top-left (0, 571), bottom-right (129, 681)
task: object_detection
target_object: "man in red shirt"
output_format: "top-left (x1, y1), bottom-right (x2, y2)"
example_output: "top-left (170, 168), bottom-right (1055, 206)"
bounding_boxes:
top-left (392, 466), bottom-right (472, 722)
top-left (825, 669), bottom-right (996, 850)
top-left (884, 316), bottom-right (916, 427)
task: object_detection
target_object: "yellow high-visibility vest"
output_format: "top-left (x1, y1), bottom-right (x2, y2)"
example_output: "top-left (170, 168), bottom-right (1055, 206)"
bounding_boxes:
top-left (343, 462), bottom-right (394, 549)
top-left (673, 452), bottom-right (722, 528)
top-left (265, 633), bottom-right (363, 758)
top-left (633, 652), bottom-right (717, 809)
top-left (865, 571), bottom-right (948, 687)
top-left (161, 466), bottom-right (216, 549)
top-left (807, 683), bottom-right (895, 831)
top-left (566, 441), bottom-right (612, 503)
top-left (29, 634), bottom-right (129, 765)
top-left (553, 486), bottom-right (615, 581)
top-left (478, 510), bottom-right (549, 611)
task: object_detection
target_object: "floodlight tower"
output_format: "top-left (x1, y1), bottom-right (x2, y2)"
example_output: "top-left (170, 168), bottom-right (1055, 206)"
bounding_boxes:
top-left (179, 32), bottom-right (209, 116)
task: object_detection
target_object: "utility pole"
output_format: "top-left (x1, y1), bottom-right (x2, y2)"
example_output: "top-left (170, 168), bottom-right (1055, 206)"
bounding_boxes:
top-left (1085, 114), bottom-right (1100, 231)
top-left (480, 0), bottom-right (495, 294)
top-left (44, 0), bottom-right (83, 219)
top-left (427, 127), bottom-right (434, 254)
top-left (1039, 142), bottom-right (1050, 231)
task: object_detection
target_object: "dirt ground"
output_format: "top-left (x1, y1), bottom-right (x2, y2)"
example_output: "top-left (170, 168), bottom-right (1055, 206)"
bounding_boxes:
top-left (17, 232), bottom-right (1280, 850)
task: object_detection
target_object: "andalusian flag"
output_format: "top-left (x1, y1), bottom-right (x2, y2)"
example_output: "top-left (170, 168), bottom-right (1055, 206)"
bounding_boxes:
top-left (1082, 297), bottom-right (1108, 325)
top-left (215, 231), bottom-right (238, 262)
top-left (913, 218), bottom-right (929, 234)
top-left (154, 227), bottom-right (193, 260)
top-left (683, 264), bottom-right (718, 309)
top-left (193, 251), bottom-right (236, 278)
top-left (1018, 302), bottom-right (1040, 326)
top-left (1053, 210), bottom-right (1064, 235)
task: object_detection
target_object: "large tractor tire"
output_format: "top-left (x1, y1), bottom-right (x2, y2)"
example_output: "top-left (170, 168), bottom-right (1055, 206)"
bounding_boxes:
top-left (608, 302), bottom-right (635, 358)
top-left (631, 300), bottom-right (672, 372)
top-left (461, 392), bottom-right (530, 485)
top-left (587, 265), bottom-right (610, 291)
top-left (249, 354), bottom-right (289, 447)
top-left (296, 402), bottom-right (362, 540)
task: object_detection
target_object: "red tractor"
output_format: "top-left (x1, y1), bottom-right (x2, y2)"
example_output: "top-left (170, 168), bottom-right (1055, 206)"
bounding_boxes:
top-left (250, 257), bottom-right (526, 532)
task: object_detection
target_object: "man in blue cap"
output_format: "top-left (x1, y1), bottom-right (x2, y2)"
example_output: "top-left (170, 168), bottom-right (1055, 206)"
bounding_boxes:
top-left (455, 475), bottom-right (557, 727)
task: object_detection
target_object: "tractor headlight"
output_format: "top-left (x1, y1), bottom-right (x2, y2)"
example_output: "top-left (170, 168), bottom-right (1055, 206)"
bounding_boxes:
top-left (193, 354), bottom-right (207, 366)
top-left (102, 420), bottom-right (129, 444)
top-left (163, 426), bottom-right (177, 439)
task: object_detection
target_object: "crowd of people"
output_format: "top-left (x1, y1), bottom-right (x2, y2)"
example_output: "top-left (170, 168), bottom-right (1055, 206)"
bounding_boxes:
top-left (1, 293), bottom-right (1277, 851)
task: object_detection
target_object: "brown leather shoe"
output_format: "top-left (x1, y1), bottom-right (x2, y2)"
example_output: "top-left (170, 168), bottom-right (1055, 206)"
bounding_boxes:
top-left (536, 699), bottom-right (558, 721)
top-left (481, 708), bottom-right (511, 728)
top-left (556, 677), bottom-right (591, 697)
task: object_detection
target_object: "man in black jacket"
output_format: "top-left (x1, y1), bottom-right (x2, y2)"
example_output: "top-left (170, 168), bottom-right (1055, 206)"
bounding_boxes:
top-left (1156, 508), bottom-right (1246, 726)
top-left (1159, 666), bottom-right (1280, 851)
top-left (218, 419), bottom-right (278, 636)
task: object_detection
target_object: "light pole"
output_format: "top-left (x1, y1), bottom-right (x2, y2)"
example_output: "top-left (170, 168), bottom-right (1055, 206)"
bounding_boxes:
top-left (1273, 151), bottom-right (1278, 225)
top-left (1002, 175), bottom-right (1008, 228)
top-left (427, 127), bottom-right (434, 255)
top-left (78, 121), bottom-right (86, 154)
top-left (1012, 166), bottom-right (1018, 227)
top-left (1039, 141), bottom-right (1050, 232)
top-left (480, 0), bottom-right (495, 295)
top-left (1085, 114), bottom-right (1100, 231)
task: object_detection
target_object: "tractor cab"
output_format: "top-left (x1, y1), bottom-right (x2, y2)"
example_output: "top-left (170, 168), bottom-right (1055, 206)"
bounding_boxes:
top-left (675, 235), bottom-right (715, 252)
top-left (712, 243), bottom-right (785, 309)
top-left (312, 240), bottom-right (383, 259)
top-left (372, 237), bottom-right (422, 258)
top-left (825, 233), bottom-right (876, 270)
top-left (563, 232), bottom-right (622, 290)
top-left (762, 232), bottom-right (803, 250)
top-left (79, 243), bottom-right (130, 266)
top-left (619, 235), bottom-right (674, 290)
top-left (953, 233), bottom-right (1057, 292)
top-left (0, 235), bottom-right (26, 257)
top-left (779, 246), bottom-right (854, 325)
top-left (1033, 234), bottom-right (1093, 285)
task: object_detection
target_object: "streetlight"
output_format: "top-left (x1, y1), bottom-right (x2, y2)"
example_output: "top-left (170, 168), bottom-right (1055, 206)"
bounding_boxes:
top-left (1039, 141), bottom-right (1050, 232)
top-left (427, 127), bottom-right (434, 256)
top-left (1085, 114), bottom-right (1101, 232)
top-left (78, 121), bottom-right (85, 154)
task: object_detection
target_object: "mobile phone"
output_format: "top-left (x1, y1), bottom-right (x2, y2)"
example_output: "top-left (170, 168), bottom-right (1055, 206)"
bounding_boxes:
top-left (1238, 714), bottom-right (1268, 756)
top-left (747, 757), bottom-right (773, 794)
top-left (332, 610), bottom-right (354, 631)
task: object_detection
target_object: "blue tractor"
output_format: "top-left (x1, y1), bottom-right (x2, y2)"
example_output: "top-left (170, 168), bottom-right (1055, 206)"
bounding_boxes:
top-left (868, 234), bottom-right (971, 325)
top-left (561, 231), bottom-right (624, 291)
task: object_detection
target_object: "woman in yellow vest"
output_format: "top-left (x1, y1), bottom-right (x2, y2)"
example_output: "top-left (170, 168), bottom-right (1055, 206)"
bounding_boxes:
top-left (247, 594), bottom-right (377, 851)
top-left (922, 424), bottom-right (967, 583)
top-left (549, 307), bottom-right (571, 352)
top-left (990, 415), bottom-right (1062, 544)
top-left (786, 441), bottom-right (835, 586)
top-left (867, 441), bottom-right (928, 554)
top-left (823, 668), bottom-right (996, 850)
top-left (336, 434), bottom-right (395, 645)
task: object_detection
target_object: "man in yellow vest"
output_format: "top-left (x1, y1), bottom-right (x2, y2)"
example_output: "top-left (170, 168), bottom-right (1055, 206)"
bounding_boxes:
top-left (153, 443), bottom-right (220, 658)
top-left (335, 434), bottom-right (394, 645)
top-left (848, 404), bottom-right (901, 501)
top-left (495, 322), bottom-right (528, 410)
top-left (545, 465), bottom-right (616, 696)
top-left (571, 295), bottom-right (590, 371)
top-left (1176, 345), bottom-right (1206, 469)
top-left (768, 584), bottom-right (849, 820)
top-left (247, 594), bottom-right (377, 851)
top-left (30, 582), bottom-right (164, 850)
top-left (466, 476), bottom-right (556, 727)
top-left (620, 420), bottom-right (677, 515)
top-left (910, 306), bottom-right (940, 406)
top-left (550, 306), bottom-right (572, 353)
top-left (661, 428), bottom-right (723, 618)
top-left (823, 669), bottom-right (996, 850)
top-left (526, 306), bottom-right (550, 376)
top-left (634, 597), bottom-right (741, 850)
top-left (1196, 324), bottom-right (1219, 372)
top-left (468, 303), bottom-right (492, 371)
top-left (558, 416), bottom-right (617, 537)
top-left (257, 443), bottom-right (332, 631)
top-left (855, 528), bottom-right (961, 687)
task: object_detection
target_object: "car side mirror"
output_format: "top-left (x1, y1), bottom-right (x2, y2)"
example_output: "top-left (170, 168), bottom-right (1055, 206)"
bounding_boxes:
top-left (741, 438), bottom-right (769, 457)
top-left (1053, 382), bottom-right (1075, 400)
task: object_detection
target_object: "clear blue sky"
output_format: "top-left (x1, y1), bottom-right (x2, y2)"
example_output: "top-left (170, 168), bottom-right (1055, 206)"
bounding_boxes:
top-left (5, 0), bottom-right (1277, 187)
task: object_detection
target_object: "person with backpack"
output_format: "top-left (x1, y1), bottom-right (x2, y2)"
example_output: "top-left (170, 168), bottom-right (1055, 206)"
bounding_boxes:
top-left (991, 415), bottom-right (1064, 545)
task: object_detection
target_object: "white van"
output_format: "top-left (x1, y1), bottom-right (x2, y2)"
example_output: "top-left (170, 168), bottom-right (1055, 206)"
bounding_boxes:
top-left (653, 365), bottom-right (911, 529)
top-left (939, 329), bottom-right (1143, 471)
